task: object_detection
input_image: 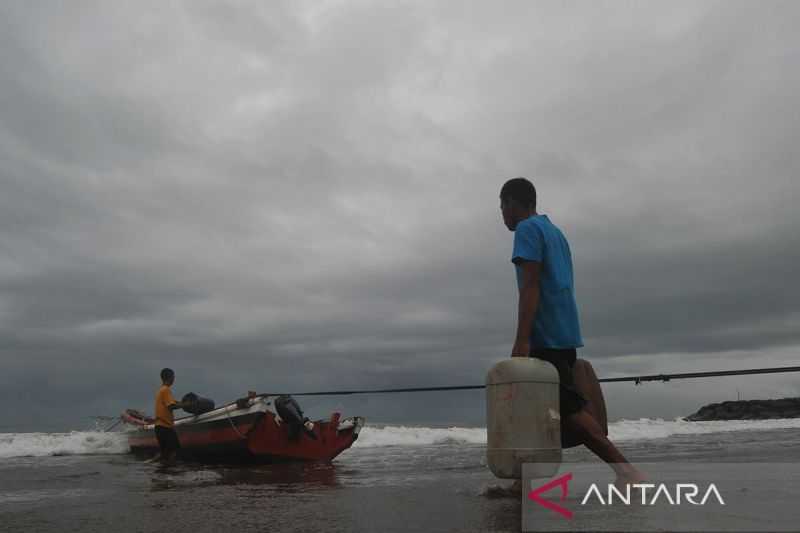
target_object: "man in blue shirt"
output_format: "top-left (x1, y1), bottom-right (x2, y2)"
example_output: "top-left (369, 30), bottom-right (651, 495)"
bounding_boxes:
top-left (500, 177), bottom-right (643, 485)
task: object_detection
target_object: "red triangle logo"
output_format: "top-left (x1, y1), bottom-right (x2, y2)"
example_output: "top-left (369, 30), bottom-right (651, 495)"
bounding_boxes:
top-left (527, 472), bottom-right (573, 519)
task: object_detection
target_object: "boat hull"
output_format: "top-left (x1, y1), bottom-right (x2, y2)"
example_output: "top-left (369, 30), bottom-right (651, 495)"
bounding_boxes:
top-left (125, 397), bottom-right (363, 463)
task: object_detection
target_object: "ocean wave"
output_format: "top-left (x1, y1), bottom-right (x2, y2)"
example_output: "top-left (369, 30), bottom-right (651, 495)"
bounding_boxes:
top-left (353, 425), bottom-right (486, 448)
top-left (0, 431), bottom-right (130, 459)
top-left (353, 417), bottom-right (800, 448)
top-left (2, 417), bottom-right (800, 458)
top-left (608, 416), bottom-right (800, 442)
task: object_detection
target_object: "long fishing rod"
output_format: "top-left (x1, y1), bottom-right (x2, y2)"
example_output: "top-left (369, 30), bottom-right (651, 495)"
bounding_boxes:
top-left (599, 365), bottom-right (800, 384)
top-left (286, 365), bottom-right (800, 397)
top-left (99, 365), bottom-right (799, 430)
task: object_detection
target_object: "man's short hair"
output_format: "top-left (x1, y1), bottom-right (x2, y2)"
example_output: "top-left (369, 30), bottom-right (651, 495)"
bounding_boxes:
top-left (160, 368), bottom-right (174, 381)
top-left (500, 177), bottom-right (537, 209)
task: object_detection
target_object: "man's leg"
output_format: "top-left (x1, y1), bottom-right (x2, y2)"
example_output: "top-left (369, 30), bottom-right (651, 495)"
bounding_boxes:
top-left (154, 426), bottom-right (176, 464)
top-left (162, 428), bottom-right (180, 464)
top-left (152, 427), bottom-right (166, 463)
top-left (563, 409), bottom-right (645, 483)
top-left (562, 359), bottom-right (608, 448)
top-left (572, 359), bottom-right (607, 435)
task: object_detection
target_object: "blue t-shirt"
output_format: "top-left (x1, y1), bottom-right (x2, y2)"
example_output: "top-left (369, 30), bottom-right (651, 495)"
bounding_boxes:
top-left (511, 215), bottom-right (583, 349)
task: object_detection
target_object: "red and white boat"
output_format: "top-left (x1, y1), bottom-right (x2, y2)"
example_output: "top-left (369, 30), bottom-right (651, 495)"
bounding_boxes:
top-left (121, 395), bottom-right (364, 463)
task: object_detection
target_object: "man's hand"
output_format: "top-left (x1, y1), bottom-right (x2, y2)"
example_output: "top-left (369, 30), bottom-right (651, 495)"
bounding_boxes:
top-left (511, 340), bottom-right (530, 358)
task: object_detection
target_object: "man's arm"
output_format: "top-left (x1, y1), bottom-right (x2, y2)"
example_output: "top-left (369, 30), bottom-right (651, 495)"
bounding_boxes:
top-left (511, 260), bottom-right (541, 357)
top-left (164, 390), bottom-right (192, 411)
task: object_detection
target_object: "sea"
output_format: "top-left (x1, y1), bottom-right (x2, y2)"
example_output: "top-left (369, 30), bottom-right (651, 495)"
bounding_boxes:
top-left (2, 417), bottom-right (800, 532)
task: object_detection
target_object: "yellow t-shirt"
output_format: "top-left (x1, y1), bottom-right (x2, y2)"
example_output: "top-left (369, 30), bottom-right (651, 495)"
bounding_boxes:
top-left (155, 385), bottom-right (177, 428)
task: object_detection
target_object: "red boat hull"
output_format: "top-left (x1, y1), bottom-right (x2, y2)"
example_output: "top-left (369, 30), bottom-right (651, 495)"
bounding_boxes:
top-left (125, 402), bottom-right (363, 463)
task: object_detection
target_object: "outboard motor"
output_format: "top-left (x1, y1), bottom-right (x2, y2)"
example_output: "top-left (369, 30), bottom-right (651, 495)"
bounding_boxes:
top-left (275, 395), bottom-right (317, 440)
top-left (181, 392), bottom-right (215, 415)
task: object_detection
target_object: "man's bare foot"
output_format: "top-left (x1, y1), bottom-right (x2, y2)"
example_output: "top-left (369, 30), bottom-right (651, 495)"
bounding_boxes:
top-left (483, 479), bottom-right (522, 499)
top-left (614, 467), bottom-right (647, 489)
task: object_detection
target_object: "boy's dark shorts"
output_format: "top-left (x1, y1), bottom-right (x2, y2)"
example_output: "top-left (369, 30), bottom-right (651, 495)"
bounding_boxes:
top-left (154, 425), bottom-right (181, 453)
top-left (530, 348), bottom-right (588, 417)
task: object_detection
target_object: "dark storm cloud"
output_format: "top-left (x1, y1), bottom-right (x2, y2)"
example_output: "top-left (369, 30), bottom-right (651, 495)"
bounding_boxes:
top-left (1, 1), bottom-right (799, 429)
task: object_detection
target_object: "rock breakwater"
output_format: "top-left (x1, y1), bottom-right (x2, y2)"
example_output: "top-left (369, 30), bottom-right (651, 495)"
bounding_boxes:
top-left (685, 397), bottom-right (800, 421)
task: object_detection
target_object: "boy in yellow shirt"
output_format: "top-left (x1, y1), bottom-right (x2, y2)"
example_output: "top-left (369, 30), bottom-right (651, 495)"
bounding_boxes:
top-left (153, 368), bottom-right (190, 463)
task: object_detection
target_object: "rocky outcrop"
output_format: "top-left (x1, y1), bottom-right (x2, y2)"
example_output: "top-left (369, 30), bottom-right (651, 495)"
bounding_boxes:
top-left (685, 397), bottom-right (800, 421)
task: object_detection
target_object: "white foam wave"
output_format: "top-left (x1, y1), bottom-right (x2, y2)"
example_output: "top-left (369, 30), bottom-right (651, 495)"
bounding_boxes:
top-left (0, 431), bottom-right (130, 459)
top-left (354, 425), bottom-right (486, 447)
top-left (609, 416), bottom-right (800, 442)
top-left (3, 417), bottom-right (799, 457)
top-left (354, 417), bottom-right (800, 448)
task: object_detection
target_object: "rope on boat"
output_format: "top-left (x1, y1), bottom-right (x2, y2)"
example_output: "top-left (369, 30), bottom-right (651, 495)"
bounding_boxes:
top-left (102, 418), bottom-right (124, 432)
top-left (285, 365), bottom-right (800, 397)
top-left (223, 406), bottom-right (249, 440)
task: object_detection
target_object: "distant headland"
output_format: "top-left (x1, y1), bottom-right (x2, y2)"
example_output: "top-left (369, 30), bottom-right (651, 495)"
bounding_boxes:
top-left (685, 397), bottom-right (800, 421)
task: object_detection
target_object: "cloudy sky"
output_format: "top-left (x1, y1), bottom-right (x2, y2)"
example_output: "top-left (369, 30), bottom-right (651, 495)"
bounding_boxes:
top-left (1, 1), bottom-right (799, 431)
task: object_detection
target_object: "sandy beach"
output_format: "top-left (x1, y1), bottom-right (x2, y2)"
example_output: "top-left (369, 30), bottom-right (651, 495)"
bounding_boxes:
top-left (2, 418), bottom-right (800, 532)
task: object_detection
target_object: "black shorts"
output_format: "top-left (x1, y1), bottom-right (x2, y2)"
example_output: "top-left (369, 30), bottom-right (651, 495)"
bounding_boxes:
top-left (530, 348), bottom-right (587, 417)
top-left (154, 425), bottom-right (181, 453)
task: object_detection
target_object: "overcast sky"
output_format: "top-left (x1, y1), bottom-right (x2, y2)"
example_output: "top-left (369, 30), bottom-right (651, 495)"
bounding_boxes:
top-left (1, 1), bottom-right (799, 431)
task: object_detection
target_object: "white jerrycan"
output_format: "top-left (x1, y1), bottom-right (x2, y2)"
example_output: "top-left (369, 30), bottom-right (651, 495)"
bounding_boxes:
top-left (485, 357), bottom-right (562, 479)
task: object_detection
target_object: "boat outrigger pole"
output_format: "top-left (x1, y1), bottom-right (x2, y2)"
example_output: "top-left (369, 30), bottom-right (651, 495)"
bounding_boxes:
top-left (286, 365), bottom-right (800, 396)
